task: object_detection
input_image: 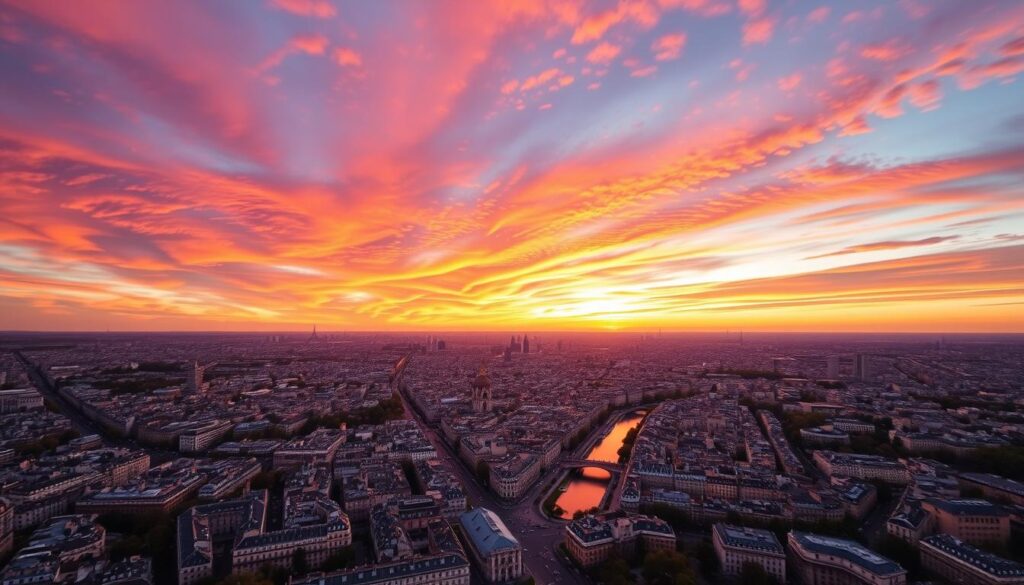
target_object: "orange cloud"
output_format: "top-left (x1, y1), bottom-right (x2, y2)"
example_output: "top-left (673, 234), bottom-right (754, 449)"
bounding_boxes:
top-left (571, 0), bottom-right (659, 45)
top-left (333, 47), bottom-right (362, 67)
top-left (808, 236), bottom-right (960, 258)
top-left (1, 0), bottom-right (1023, 332)
top-left (586, 42), bottom-right (622, 64)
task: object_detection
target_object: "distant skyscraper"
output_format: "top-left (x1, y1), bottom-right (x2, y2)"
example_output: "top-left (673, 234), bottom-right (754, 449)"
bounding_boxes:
top-left (854, 354), bottom-right (870, 381)
top-left (522, 335), bottom-right (529, 354)
top-left (827, 355), bottom-right (840, 379)
top-left (187, 360), bottom-right (204, 394)
top-left (472, 363), bottom-right (493, 413)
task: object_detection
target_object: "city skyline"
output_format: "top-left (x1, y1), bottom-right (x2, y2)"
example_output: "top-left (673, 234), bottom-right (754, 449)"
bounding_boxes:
top-left (2, 0), bottom-right (1024, 332)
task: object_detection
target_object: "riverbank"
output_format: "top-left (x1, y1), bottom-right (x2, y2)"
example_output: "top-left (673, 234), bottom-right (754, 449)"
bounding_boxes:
top-left (544, 409), bottom-right (646, 520)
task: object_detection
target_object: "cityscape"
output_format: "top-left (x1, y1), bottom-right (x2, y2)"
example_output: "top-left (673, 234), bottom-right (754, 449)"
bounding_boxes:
top-left (2, 1), bottom-right (1024, 585)
top-left (0, 332), bottom-right (1022, 585)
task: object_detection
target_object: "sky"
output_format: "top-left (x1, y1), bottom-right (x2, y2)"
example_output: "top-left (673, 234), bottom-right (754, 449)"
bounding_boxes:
top-left (1, 0), bottom-right (1023, 333)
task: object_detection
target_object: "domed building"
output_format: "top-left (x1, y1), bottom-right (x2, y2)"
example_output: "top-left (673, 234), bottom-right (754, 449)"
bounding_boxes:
top-left (472, 364), bottom-right (493, 413)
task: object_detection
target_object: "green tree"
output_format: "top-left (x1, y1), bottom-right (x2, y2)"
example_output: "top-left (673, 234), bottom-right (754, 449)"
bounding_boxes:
top-left (876, 535), bottom-right (920, 577)
top-left (595, 555), bottom-right (632, 585)
top-left (642, 549), bottom-right (696, 585)
top-left (695, 539), bottom-right (720, 578)
top-left (213, 574), bottom-right (274, 585)
top-left (321, 547), bottom-right (355, 571)
top-left (291, 547), bottom-right (308, 575)
top-left (476, 460), bottom-right (490, 485)
top-left (739, 562), bottom-right (779, 585)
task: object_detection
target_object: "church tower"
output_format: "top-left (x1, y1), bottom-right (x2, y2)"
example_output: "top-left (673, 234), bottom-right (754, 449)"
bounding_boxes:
top-left (472, 363), bottom-right (492, 413)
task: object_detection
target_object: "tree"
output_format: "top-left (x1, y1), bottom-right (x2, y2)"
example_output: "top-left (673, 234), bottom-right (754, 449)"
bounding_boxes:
top-left (291, 547), bottom-right (309, 575)
top-left (739, 562), bottom-right (778, 585)
top-left (695, 539), bottom-right (720, 578)
top-left (321, 547), bottom-right (355, 571)
top-left (642, 549), bottom-right (696, 585)
top-left (595, 555), bottom-right (632, 585)
top-left (876, 535), bottom-right (920, 577)
top-left (476, 460), bottom-right (490, 485)
top-left (213, 574), bottom-right (274, 585)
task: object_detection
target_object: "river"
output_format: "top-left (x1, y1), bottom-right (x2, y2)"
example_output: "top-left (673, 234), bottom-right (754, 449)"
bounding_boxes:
top-left (551, 410), bottom-right (645, 519)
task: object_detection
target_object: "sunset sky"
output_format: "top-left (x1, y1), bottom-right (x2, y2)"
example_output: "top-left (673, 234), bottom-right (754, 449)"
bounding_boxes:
top-left (1, 0), bottom-right (1023, 332)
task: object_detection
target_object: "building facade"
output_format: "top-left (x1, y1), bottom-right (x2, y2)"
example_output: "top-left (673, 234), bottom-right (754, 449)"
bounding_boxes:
top-left (459, 508), bottom-right (522, 583)
top-left (787, 531), bottom-right (906, 585)
top-left (565, 513), bottom-right (675, 568)
top-left (920, 534), bottom-right (1024, 585)
top-left (712, 523), bottom-right (786, 582)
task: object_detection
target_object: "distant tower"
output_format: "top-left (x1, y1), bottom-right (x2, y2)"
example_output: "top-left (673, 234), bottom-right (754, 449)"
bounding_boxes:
top-left (187, 361), bottom-right (205, 394)
top-left (522, 335), bottom-right (530, 354)
top-left (854, 354), bottom-right (870, 381)
top-left (308, 325), bottom-right (319, 342)
top-left (826, 355), bottom-right (840, 379)
top-left (472, 363), bottom-right (493, 413)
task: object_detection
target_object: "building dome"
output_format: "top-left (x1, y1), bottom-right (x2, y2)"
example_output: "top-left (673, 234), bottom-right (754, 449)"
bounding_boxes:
top-left (472, 364), bottom-right (491, 389)
top-left (473, 372), bottom-right (491, 389)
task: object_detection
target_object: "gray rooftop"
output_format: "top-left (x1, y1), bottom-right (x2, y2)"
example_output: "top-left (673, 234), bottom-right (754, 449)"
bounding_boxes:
top-left (459, 507), bottom-right (520, 555)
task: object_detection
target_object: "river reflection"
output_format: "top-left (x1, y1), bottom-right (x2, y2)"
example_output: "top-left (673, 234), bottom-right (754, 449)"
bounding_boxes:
top-left (552, 411), bottom-right (644, 519)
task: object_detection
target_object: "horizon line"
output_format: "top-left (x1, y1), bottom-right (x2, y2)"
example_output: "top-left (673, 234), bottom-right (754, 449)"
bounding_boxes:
top-left (1, 329), bottom-right (1022, 336)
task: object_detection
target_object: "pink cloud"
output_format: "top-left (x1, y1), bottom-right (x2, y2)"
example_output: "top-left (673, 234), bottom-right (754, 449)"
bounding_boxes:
top-left (291, 34), bottom-right (329, 55)
top-left (256, 34), bottom-right (330, 74)
top-left (861, 39), bottom-right (912, 62)
top-left (657, 0), bottom-right (731, 17)
top-left (838, 115), bottom-right (872, 137)
top-left (270, 0), bottom-right (336, 19)
top-left (586, 42), bottom-right (622, 64)
top-left (729, 58), bottom-right (756, 81)
top-left (1001, 37), bottom-right (1024, 57)
top-left (333, 47), bottom-right (362, 67)
top-left (777, 73), bottom-right (802, 91)
top-left (571, 1), bottom-right (659, 45)
top-left (907, 80), bottom-right (942, 111)
top-left (742, 17), bottom-right (775, 46)
top-left (520, 68), bottom-right (562, 91)
top-left (807, 6), bottom-right (830, 24)
top-left (737, 0), bottom-right (765, 17)
top-left (652, 33), bottom-right (686, 61)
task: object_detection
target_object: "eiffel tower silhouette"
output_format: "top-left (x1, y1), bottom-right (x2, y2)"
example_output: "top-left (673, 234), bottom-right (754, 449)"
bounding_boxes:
top-left (308, 324), bottom-right (319, 343)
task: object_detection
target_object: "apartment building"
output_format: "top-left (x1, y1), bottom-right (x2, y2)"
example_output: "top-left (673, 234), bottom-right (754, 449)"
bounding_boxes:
top-left (787, 531), bottom-right (906, 585)
top-left (920, 534), bottom-right (1024, 585)
top-left (711, 523), bottom-right (786, 582)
